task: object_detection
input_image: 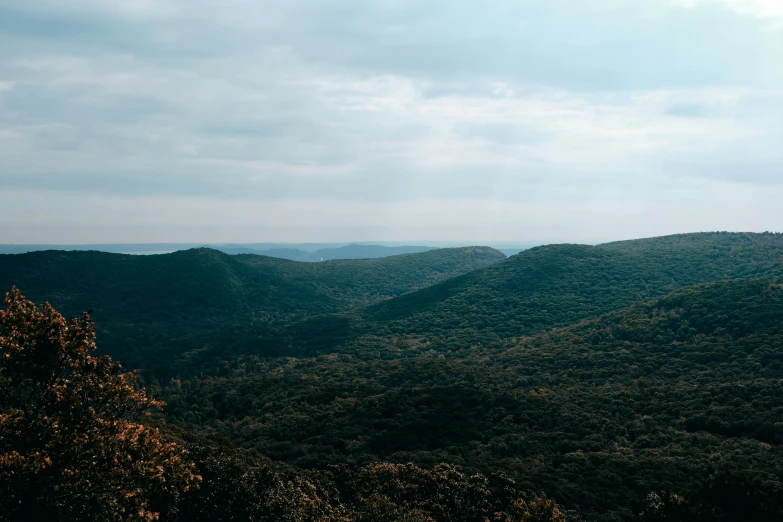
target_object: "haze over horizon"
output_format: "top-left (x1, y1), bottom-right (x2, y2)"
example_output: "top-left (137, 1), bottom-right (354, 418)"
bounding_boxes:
top-left (1, 0), bottom-right (782, 244)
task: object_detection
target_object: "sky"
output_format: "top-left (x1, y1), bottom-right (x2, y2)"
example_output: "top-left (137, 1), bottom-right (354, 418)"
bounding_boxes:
top-left (1, 0), bottom-right (782, 244)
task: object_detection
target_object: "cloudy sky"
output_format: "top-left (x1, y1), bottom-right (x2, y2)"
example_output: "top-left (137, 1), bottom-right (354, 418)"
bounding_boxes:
top-left (1, 0), bottom-right (782, 244)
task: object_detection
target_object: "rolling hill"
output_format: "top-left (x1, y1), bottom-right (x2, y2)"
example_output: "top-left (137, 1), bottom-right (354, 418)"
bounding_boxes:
top-left (165, 278), bottom-right (783, 520)
top-left (0, 246), bottom-right (504, 376)
top-left (276, 233), bottom-right (783, 357)
top-left (600, 231), bottom-right (783, 285)
top-left (5, 232), bottom-right (783, 520)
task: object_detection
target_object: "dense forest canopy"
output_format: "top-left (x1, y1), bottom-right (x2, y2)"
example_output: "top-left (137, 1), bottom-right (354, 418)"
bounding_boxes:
top-left (0, 246), bottom-right (503, 377)
top-left (600, 231), bottom-right (783, 285)
top-left (163, 278), bottom-right (783, 519)
top-left (0, 289), bottom-right (570, 522)
top-left (3, 232), bottom-right (783, 521)
top-left (270, 233), bottom-right (783, 359)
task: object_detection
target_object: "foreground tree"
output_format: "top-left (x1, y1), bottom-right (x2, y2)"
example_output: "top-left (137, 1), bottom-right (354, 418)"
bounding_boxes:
top-left (0, 288), bottom-right (199, 522)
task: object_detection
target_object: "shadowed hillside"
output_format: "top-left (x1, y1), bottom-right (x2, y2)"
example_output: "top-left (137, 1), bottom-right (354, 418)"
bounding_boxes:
top-left (276, 244), bottom-right (680, 356)
top-left (0, 246), bottom-right (504, 376)
top-left (6, 233), bottom-right (783, 520)
top-left (359, 243), bottom-right (679, 337)
top-left (166, 279), bottom-right (783, 520)
top-left (277, 233), bottom-right (783, 357)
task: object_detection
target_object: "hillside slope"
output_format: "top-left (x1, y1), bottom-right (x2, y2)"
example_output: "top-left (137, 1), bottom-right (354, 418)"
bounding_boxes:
top-left (237, 246), bottom-right (503, 308)
top-left (0, 246), bottom-right (504, 375)
top-left (167, 279), bottom-right (783, 520)
top-left (278, 244), bottom-right (681, 355)
top-left (278, 233), bottom-right (783, 357)
top-left (600, 231), bottom-right (783, 285)
top-left (362, 243), bottom-right (678, 333)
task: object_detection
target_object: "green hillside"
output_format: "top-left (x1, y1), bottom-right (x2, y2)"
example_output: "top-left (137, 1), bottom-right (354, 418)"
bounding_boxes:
top-left (600, 231), bottom-right (783, 285)
top-left (277, 233), bottom-right (783, 357)
top-left (357, 243), bottom-right (678, 339)
top-left (6, 232), bottom-right (783, 520)
top-left (0, 246), bottom-right (504, 376)
top-left (165, 279), bottom-right (783, 520)
top-left (276, 244), bottom-right (680, 357)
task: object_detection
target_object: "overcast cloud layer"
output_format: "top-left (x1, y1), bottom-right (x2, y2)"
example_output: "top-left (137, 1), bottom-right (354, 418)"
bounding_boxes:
top-left (1, 0), bottom-right (782, 243)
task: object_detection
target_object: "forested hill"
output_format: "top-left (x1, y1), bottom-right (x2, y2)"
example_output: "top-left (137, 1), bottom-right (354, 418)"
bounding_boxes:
top-left (276, 233), bottom-right (783, 357)
top-left (5, 233), bottom-right (781, 375)
top-left (235, 246), bottom-right (505, 307)
top-left (6, 233), bottom-right (783, 520)
top-left (166, 279), bottom-right (783, 520)
top-left (357, 243), bottom-right (679, 341)
top-left (600, 231), bottom-right (783, 285)
top-left (0, 246), bottom-right (503, 375)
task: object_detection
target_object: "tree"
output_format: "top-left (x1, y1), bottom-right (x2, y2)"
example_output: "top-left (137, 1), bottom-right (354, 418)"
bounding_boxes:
top-left (0, 288), bottom-right (200, 522)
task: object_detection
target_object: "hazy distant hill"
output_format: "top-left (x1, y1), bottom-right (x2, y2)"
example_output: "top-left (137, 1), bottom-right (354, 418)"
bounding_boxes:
top-left (167, 278), bottom-right (783, 520)
top-left (216, 244), bottom-right (437, 261)
top-left (0, 246), bottom-right (504, 376)
top-left (215, 246), bottom-right (306, 258)
top-left (0, 243), bottom-right (438, 261)
top-left (0, 243), bottom-right (190, 255)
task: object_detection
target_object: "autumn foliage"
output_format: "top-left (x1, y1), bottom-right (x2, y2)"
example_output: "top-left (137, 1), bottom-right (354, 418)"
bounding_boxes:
top-left (0, 288), bottom-right (199, 522)
top-left (168, 437), bottom-right (574, 522)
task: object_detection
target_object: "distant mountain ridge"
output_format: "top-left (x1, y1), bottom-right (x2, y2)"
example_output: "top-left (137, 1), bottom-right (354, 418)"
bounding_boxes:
top-left (0, 242), bottom-right (532, 260)
top-left (216, 244), bottom-right (437, 261)
top-left (5, 232), bottom-right (783, 374)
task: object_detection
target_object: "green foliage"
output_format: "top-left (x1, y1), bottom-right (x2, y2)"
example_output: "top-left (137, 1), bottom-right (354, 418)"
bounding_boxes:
top-left (163, 428), bottom-right (573, 522)
top-left (368, 244), bottom-right (677, 344)
top-left (0, 247), bottom-right (503, 377)
top-left (274, 244), bottom-right (682, 357)
top-left (164, 279), bottom-right (783, 520)
top-left (280, 233), bottom-right (783, 358)
top-left (7, 232), bottom-right (783, 520)
top-left (601, 231), bottom-right (783, 285)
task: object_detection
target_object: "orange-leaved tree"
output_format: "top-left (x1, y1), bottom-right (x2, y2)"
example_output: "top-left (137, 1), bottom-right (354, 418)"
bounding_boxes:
top-left (0, 288), bottom-right (200, 522)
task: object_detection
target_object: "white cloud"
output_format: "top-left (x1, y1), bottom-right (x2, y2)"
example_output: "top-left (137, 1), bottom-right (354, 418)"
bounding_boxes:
top-left (0, 0), bottom-right (781, 242)
top-left (1, 44), bottom-right (780, 202)
top-left (671, 0), bottom-right (783, 19)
